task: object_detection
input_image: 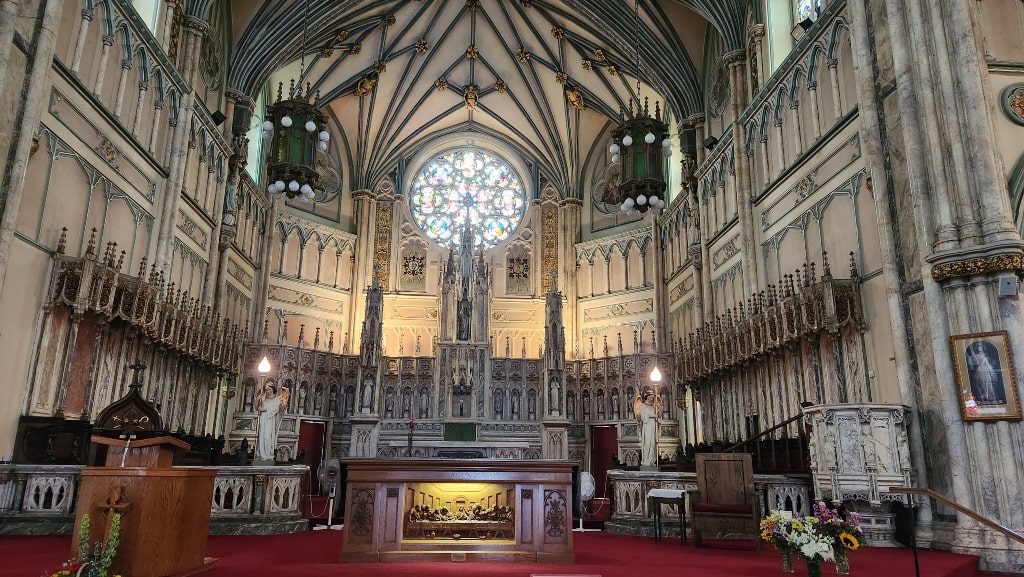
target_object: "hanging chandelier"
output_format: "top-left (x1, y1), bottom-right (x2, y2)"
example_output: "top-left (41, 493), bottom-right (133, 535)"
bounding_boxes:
top-left (607, 0), bottom-right (671, 216)
top-left (260, 0), bottom-right (331, 203)
top-left (261, 80), bottom-right (329, 202)
top-left (609, 98), bottom-right (670, 215)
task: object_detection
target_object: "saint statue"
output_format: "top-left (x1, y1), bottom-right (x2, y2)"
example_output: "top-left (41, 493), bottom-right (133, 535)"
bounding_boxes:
top-left (361, 378), bottom-right (374, 411)
top-left (255, 381), bottom-right (289, 462)
top-left (633, 389), bottom-right (663, 467)
top-left (549, 378), bottom-right (561, 414)
top-left (457, 296), bottom-right (472, 341)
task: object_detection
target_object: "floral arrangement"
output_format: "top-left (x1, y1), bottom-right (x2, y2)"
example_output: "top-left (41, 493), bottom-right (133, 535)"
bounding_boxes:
top-left (44, 514), bottom-right (123, 577)
top-left (760, 511), bottom-right (835, 561)
top-left (759, 510), bottom-right (798, 551)
top-left (813, 500), bottom-right (864, 552)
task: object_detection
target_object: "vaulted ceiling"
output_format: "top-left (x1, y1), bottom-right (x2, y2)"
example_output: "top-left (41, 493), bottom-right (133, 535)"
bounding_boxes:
top-left (228, 1), bottom-right (748, 196)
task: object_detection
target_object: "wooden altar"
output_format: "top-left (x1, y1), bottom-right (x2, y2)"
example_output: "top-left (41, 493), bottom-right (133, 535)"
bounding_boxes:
top-left (339, 459), bottom-right (575, 563)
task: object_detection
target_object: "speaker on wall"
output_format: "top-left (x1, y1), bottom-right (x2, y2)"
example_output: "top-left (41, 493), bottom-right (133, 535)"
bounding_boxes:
top-left (702, 136), bottom-right (718, 150)
top-left (211, 110), bottom-right (227, 126)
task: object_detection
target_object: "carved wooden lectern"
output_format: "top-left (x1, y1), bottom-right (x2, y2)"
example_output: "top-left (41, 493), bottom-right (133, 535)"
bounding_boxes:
top-left (73, 361), bottom-right (218, 577)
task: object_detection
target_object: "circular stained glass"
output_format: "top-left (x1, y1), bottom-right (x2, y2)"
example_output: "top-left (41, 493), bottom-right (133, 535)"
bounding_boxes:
top-left (409, 148), bottom-right (527, 247)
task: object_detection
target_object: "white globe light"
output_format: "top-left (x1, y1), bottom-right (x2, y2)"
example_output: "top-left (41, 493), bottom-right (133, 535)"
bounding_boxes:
top-left (663, 148), bottom-right (673, 157)
top-left (319, 131), bottom-right (330, 142)
top-left (262, 121), bottom-right (274, 132)
top-left (650, 195), bottom-right (659, 205)
top-left (281, 115), bottom-right (293, 127)
top-left (318, 141), bottom-right (328, 151)
top-left (609, 143), bottom-right (620, 154)
top-left (645, 132), bottom-right (656, 144)
top-left (662, 138), bottom-right (672, 148)
top-left (274, 180), bottom-right (285, 192)
top-left (305, 121), bottom-right (317, 132)
top-left (267, 184), bottom-right (276, 194)
top-left (611, 154), bottom-right (620, 163)
top-left (623, 197), bottom-right (635, 208)
top-left (622, 135), bottom-right (633, 147)
top-left (288, 180), bottom-right (300, 192)
top-left (637, 194), bottom-right (647, 205)
top-left (300, 184), bottom-right (313, 195)
top-left (620, 203), bottom-right (630, 212)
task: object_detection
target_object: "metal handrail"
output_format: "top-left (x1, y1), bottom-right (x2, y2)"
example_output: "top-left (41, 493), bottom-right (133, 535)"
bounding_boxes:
top-left (889, 486), bottom-right (1024, 577)
top-left (888, 486), bottom-right (1024, 545)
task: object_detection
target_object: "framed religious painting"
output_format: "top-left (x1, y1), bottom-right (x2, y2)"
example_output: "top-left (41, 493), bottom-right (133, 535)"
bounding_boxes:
top-left (950, 330), bottom-right (1022, 421)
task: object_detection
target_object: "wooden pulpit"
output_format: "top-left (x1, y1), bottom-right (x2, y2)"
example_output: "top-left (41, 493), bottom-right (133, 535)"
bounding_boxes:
top-left (75, 436), bottom-right (218, 577)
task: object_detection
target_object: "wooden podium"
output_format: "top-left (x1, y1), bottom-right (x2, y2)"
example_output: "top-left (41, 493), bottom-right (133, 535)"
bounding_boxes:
top-left (74, 435), bottom-right (218, 577)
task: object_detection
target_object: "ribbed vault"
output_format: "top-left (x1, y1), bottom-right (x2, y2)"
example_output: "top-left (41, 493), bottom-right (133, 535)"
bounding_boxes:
top-left (227, 0), bottom-right (749, 195)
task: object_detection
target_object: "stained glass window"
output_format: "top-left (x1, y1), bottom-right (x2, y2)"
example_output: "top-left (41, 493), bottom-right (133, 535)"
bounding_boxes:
top-left (796, 0), bottom-right (819, 22)
top-left (409, 148), bottom-right (527, 247)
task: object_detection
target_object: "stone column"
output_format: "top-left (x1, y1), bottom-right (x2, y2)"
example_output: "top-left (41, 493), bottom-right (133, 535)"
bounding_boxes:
top-left (0, 0), bottom-right (65, 298)
top-left (348, 190), bottom-right (377, 346)
top-left (154, 15), bottom-right (207, 275)
top-left (559, 198), bottom-right (582, 356)
top-left (688, 113), bottom-right (707, 168)
top-left (651, 220), bottom-right (668, 352)
top-left (725, 49), bottom-right (757, 296)
top-left (249, 199), bottom-right (276, 340)
top-left (747, 25), bottom-right (765, 100)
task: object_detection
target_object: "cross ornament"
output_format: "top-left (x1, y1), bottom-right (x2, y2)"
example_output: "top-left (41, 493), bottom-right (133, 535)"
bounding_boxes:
top-left (95, 485), bottom-right (131, 543)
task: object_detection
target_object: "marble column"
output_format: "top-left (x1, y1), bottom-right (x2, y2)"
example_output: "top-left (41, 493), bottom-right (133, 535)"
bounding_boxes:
top-left (747, 25), bottom-right (765, 100)
top-left (846, 0), bottom-right (935, 541)
top-left (0, 0), bottom-right (65, 298)
top-left (0, 1), bottom-right (17, 100)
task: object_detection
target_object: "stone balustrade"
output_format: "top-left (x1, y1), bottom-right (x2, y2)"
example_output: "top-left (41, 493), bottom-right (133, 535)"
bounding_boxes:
top-left (0, 464), bottom-right (309, 535)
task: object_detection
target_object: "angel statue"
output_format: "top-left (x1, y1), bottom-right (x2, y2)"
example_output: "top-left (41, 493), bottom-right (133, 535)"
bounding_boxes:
top-left (633, 389), bottom-right (663, 467)
top-left (255, 380), bottom-right (290, 462)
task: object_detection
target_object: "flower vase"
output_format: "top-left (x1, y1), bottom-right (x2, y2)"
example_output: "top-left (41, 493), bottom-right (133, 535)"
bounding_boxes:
top-left (781, 549), bottom-right (795, 574)
top-left (806, 559), bottom-right (822, 577)
top-left (834, 547), bottom-right (850, 575)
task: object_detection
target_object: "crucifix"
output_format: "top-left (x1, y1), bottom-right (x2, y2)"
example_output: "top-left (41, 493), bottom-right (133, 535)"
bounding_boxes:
top-left (95, 485), bottom-right (131, 544)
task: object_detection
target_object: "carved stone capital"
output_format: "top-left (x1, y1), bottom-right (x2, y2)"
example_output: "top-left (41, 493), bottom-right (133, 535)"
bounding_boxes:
top-left (748, 24), bottom-right (766, 38)
top-left (723, 49), bottom-right (747, 67)
top-left (686, 113), bottom-right (705, 127)
top-left (81, 9), bottom-right (94, 21)
top-left (183, 16), bottom-right (209, 35)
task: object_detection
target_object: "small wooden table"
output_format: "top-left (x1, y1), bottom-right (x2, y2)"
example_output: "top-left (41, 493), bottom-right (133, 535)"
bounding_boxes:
top-left (648, 489), bottom-right (686, 545)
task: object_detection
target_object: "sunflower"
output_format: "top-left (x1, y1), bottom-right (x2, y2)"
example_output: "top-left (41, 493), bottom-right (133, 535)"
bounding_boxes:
top-left (839, 532), bottom-right (860, 550)
top-left (791, 520), bottom-right (805, 532)
top-left (760, 529), bottom-right (772, 541)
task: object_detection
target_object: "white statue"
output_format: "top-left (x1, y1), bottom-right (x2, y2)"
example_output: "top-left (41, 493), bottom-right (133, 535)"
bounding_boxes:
top-left (633, 389), bottom-right (663, 467)
top-left (255, 381), bottom-right (289, 462)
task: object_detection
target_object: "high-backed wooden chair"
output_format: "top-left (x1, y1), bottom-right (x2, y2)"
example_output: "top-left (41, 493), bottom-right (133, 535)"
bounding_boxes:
top-left (690, 453), bottom-right (761, 550)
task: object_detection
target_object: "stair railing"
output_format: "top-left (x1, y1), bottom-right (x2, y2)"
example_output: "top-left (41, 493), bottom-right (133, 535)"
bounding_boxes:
top-left (888, 486), bottom-right (1024, 577)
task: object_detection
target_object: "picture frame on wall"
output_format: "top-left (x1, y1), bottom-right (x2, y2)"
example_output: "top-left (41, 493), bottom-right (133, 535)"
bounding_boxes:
top-left (950, 330), bottom-right (1022, 421)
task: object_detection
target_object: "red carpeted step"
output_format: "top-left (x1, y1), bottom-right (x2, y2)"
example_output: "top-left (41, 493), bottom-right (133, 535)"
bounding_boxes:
top-left (0, 531), bottom-right (988, 577)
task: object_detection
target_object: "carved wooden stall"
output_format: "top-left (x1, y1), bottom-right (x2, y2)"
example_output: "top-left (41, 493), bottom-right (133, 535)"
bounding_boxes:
top-left (340, 459), bottom-right (574, 563)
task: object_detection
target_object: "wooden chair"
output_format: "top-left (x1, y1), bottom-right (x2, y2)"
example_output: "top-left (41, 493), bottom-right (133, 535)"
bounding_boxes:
top-left (689, 453), bottom-right (761, 550)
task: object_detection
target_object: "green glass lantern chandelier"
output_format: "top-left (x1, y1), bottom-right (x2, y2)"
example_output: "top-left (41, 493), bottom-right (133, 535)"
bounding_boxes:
top-left (261, 80), bottom-right (329, 202)
top-left (609, 97), bottom-right (671, 215)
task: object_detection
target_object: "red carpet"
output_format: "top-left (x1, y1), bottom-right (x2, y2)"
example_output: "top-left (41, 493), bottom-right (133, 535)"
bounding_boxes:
top-left (0, 530), bottom-right (986, 577)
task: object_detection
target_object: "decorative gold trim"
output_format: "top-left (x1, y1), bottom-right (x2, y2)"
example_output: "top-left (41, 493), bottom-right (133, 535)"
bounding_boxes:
top-left (931, 253), bottom-right (1024, 281)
